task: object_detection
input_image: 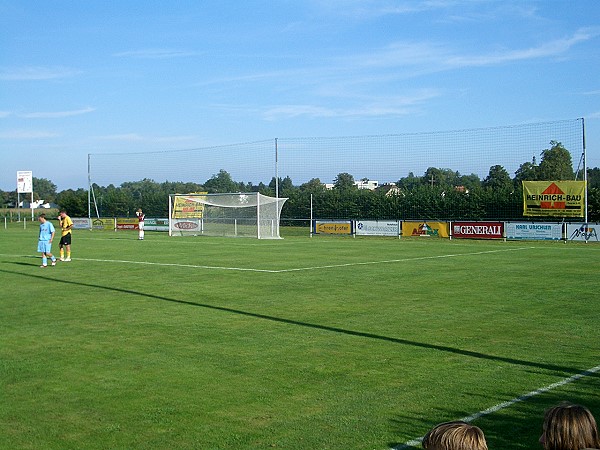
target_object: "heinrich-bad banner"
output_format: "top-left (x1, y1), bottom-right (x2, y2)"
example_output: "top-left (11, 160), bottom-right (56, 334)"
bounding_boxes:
top-left (523, 181), bottom-right (585, 217)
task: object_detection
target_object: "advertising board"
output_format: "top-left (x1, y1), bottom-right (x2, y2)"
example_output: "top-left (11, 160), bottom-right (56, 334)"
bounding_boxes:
top-left (313, 221), bottom-right (352, 235)
top-left (452, 221), bottom-right (503, 239)
top-left (505, 222), bottom-right (563, 240)
top-left (355, 220), bottom-right (399, 237)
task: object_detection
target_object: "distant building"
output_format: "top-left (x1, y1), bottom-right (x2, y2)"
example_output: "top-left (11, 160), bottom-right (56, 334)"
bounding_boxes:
top-left (323, 179), bottom-right (382, 191)
top-left (355, 179), bottom-right (379, 190)
top-left (18, 200), bottom-right (57, 209)
top-left (377, 183), bottom-right (402, 196)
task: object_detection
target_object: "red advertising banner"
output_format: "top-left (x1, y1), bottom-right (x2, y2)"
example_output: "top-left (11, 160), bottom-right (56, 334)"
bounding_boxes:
top-left (452, 221), bottom-right (503, 239)
top-left (116, 218), bottom-right (139, 230)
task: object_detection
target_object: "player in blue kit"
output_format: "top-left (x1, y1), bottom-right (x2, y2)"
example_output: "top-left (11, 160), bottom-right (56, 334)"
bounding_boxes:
top-left (38, 213), bottom-right (57, 268)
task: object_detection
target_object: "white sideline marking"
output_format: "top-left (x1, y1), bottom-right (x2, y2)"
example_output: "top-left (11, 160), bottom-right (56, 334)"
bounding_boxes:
top-left (2, 247), bottom-right (532, 273)
top-left (393, 363), bottom-right (600, 450)
top-left (0, 247), bottom-right (533, 273)
top-left (275, 247), bottom-right (534, 272)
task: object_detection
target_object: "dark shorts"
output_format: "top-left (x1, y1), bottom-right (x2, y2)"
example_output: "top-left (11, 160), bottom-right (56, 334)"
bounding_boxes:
top-left (60, 234), bottom-right (72, 246)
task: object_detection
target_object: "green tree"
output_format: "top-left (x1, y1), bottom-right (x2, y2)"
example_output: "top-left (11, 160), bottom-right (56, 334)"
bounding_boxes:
top-left (397, 172), bottom-right (421, 190)
top-left (299, 178), bottom-right (326, 193)
top-left (267, 176), bottom-right (296, 197)
top-left (422, 168), bottom-right (460, 188)
top-left (204, 169), bottom-right (239, 193)
top-left (514, 160), bottom-right (538, 185)
top-left (56, 189), bottom-right (88, 216)
top-left (587, 167), bottom-right (600, 189)
top-left (33, 177), bottom-right (57, 203)
top-left (333, 172), bottom-right (355, 191)
top-left (483, 165), bottom-right (512, 191)
top-left (537, 141), bottom-right (575, 180)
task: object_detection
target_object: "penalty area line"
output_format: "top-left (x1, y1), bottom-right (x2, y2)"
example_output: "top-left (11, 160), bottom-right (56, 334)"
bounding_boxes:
top-left (75, 257), bottom-right (280, 273)
top-left (393, 363), bottom-right (600, 450)
top-left (276, 246), bottom-right (534, 273)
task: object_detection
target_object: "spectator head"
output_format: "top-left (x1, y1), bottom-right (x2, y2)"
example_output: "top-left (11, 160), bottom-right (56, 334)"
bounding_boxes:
top-left (422, 421), bottom-right (488, 450)
top-left (540, 402), bottom-right (599, 450)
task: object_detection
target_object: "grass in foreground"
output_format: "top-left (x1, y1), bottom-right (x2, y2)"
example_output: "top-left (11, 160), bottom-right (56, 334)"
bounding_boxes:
top-left (0, 224), bottom-right (599, 449)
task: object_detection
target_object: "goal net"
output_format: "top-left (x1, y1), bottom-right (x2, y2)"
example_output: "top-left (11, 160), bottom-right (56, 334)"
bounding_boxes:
top-left (168, 193), bottom-right (288, 239)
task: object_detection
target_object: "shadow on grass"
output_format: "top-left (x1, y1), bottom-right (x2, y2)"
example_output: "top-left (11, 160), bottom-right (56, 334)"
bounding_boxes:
top-left (1, 265), bottom-right (596, 380)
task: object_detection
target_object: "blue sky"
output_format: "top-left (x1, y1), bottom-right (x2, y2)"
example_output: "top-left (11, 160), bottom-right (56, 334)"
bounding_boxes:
top-left (1, 0), bottom-right (599, 191)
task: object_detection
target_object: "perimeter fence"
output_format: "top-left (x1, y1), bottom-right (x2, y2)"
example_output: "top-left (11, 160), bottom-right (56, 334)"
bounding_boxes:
top-left (88, 119), bottom-right (587, 221)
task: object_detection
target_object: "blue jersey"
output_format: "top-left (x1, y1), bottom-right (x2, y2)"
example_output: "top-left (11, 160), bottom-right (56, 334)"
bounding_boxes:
top-left (39, 221), bottom-right (55, 242)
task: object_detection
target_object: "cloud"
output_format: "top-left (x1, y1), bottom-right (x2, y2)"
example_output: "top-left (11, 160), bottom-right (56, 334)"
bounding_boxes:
top-left (311, 0), bottom-right (456, 19)
top-left (0, 66), bottom-right (82, 80)
top-left (19, 107), bottom-right (96, 119)
top-left (0, 111), bottom-right (11, 118)
top-left (94, 133), bottom-right (197, 143)
top-left (445, 28), bottom-right (600, 67)
top-left (0, 130), bottom-right (60, 139)
top-left (263, 89), bottom-right (439, 120)
top-left (113, 49), bottom-right (199, 59)
top-left (347, 28), bottom-right (600, 73)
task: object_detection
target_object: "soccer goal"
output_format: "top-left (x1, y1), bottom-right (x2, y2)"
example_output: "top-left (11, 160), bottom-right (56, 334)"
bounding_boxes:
top-left (168, 192), bottom-right (288, 239)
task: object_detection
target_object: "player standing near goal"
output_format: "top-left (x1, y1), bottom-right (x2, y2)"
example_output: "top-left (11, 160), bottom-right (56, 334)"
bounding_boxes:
top-left (58, 209), bottom-right (73, 261)
top-left (136, 208), bottom-right (145, 240)
top-left (37, 213), bottom-right (57, 268)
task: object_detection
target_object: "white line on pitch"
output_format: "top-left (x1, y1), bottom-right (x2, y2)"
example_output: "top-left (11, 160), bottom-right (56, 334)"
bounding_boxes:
top-left (75, 257), bottom-right (281, 272)
top-left (393, 363), bottom-right (600, 450)
top-left (275, 246), bottom-right (534, 272)
top-left (0, 247), bottom-right (533, 273)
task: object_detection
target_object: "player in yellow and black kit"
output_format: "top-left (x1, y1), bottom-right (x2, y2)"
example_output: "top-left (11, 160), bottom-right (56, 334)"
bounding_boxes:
top-left (58, 209), bottom-right (73, 261)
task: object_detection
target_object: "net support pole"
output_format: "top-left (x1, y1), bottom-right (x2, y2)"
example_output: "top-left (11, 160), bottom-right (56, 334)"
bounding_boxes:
top-left (88, 154), bottom-right (91, 221)
top-left (168, 194), bottom-right (172, 236)
top-left (310, 194), bottom-right (313, 238)
top-left (583, 118), bottom-right (588, 224)
top-left (256, 192), bottom-right (260, 239)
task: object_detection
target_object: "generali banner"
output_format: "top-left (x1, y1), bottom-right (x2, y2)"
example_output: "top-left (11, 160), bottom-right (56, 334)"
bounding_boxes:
top-left (452, 221), bottom-right (503, 239)
top-left (522, 181), bottom-right (585, 217)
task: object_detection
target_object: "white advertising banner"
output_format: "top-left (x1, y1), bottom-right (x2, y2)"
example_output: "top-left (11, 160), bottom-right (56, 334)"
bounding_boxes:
top-left (72, 218), bottom-right (92, 229)
top-left (17, 171), bottom-right (33, 193)
top-left (567, 223), bottom-right (599, 242)
top-left (144, 218), bottom-right (170, 231)
top-left (505, 222), bottom-right (563, 241)
top-left (355, 220), bottom-right (399, 237)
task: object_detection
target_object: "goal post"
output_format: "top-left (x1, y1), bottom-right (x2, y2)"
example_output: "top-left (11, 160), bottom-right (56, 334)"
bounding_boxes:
top-left (168, 192), bottom-right (288, 239)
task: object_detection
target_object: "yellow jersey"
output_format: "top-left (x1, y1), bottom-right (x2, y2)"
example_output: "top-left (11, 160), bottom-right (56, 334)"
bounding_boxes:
top-left (60, 215), bottom-right (74, 236)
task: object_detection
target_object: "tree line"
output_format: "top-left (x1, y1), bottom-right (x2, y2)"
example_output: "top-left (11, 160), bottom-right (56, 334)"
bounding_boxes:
top-left (2, 141), bottom-right (599, 221)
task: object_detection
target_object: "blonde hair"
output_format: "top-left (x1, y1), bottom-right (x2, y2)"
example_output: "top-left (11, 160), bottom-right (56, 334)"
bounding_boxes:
top-left (541, 402), bottom-right (600, 450)
top-left (422, 421), bottom-right (488, 450)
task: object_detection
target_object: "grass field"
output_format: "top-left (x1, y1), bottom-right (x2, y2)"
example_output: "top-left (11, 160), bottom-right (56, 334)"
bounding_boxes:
top-left (1, 223), bottom-right (599, 450)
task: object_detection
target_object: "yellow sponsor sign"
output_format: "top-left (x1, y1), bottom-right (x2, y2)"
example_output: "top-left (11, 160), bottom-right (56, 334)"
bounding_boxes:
top-left (172, 192), bottom-right (208, 218)
top-left (523, 181), bottom-right (585, 217)
top-left (402, 221), bottom-right (449, 238)
top-left (91, 218), bottom-right (115, 231)
top-left (315, 221), bottom-right (352, 235)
